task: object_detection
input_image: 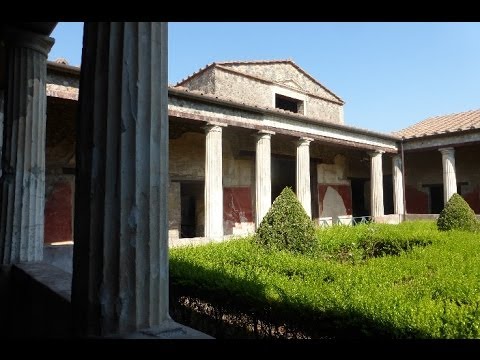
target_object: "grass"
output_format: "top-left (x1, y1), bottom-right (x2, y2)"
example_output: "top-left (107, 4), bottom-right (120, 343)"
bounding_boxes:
top-left (169, 221), bottom-right (480, 338)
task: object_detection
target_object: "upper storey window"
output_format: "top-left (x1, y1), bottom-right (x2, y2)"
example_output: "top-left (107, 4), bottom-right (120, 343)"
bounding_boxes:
top-left (275, 93), bottom-right (304, 114)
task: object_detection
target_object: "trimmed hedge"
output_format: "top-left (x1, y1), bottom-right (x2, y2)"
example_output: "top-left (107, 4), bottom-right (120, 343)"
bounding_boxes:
top-left (437, 193), bottom-right (478, 232)
top-left (170, 221), bottom-right (480, 338)
top-left (253, 187), bottom-right (317, 255)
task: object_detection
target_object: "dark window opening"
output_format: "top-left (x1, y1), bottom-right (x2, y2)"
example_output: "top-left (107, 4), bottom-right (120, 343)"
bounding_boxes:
top-left (271, 156), bottom-right (296, 201)
top-left (275, 94), bottom-right (303, 113)
top-left (180, 182), bottom-right (204, 238)
top-left (423, 182), bottom-right (467, 214)
top-left (383, 174), bottom-right (394, 215)
top-left (427, 185), bottom-right (444, 214)
top-left (350, 178), bottom-right (368, 217)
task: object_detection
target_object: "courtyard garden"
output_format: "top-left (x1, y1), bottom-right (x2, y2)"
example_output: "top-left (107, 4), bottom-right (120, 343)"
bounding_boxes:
top-left (169, 190), bottom-right (480, 339)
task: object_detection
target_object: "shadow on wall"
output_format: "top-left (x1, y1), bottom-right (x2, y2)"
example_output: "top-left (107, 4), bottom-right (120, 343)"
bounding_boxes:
top-left (0, 263), bottom-right (72, 338)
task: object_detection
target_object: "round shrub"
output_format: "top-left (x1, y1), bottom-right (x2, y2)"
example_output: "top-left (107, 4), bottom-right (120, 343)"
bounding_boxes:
top-left (437, 193), bottom-right (479, 232)
top-left (253, 186), bottom-right (317, 254)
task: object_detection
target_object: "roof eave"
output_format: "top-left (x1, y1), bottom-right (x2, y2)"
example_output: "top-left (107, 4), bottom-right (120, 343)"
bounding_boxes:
top-left (168, 87), bottom-right (399, 142)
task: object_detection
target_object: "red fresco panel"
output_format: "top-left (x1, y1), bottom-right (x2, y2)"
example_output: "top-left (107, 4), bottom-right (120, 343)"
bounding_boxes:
top-left (318, 184), bottom-right (352, 215)
top-left (44, 181), bottom-right (73, 243)
top-left (463, 185), bottom-right (480, 214)
top-left (405, 185), bottom-right (429, 214)
top-left (223, 187), bottom-right (253, 234)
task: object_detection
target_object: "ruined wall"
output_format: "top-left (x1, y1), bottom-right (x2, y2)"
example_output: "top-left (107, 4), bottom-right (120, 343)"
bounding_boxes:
top-left (223, 131), bottom-right (255, 236)
top-left (219, 62), bottom-right (340, 103)
top-left (317, 155), bottom-right (352, 221)
top-left (403, 145), bottom-right (480, 214)
top-left (403, 150), bottom-right (440, 213)
top-left (46, 69), bottom-right (79, 100)
top-left (180, 66), bottom-right (215, 94)
top-left (210, 68), bottom-right (343, 124)
top-left (44, 97), bottom-right (76, 244)
top-left (168, 126), bottom-right (256, 238)
top-left (455, 145), bottom-right (480, 213)
top-left (170, 132), bottom-right (206, 181)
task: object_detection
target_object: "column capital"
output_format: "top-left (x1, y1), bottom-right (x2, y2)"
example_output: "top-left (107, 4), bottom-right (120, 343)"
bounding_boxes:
top-left (368, 149), bottom-right (384, 157)
top-left (4, 27), bottom-right (54, 57)
top-left (392, 153), bottom-right (402, 165)
top-left (439, 147), bottom-right (455, 156)
top-left (203, 123), bottom-right (225, 133)
top-left (297, 137), bottom-right (313, 146)
top-left (254, 130), bottom-right (275, 140)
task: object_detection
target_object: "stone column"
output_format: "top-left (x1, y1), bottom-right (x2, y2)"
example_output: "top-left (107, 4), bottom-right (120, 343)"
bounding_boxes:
top-left (369, 150), bottom-right (384, 217)
top-left (71, 22), bottom-right (170, 336)
top-left (0, 29), bottom-right (54, 264)
top-left (204, 123), bottom-right (224, 239)
top-left (296, 137), bottom-right (313, 217)
top-left (392, 154), bottom-right (405, 215)
top-left (0, 90), bottom-right (4, 179)
top-left (439, 147), bottom-right (457, 205)
top-left (255, 131), bottom-right (273, 227)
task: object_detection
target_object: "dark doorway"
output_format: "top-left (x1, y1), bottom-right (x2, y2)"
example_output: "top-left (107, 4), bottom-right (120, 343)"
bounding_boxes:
top-left (383, 174), bottom-right (394, 215)
top-left (271, 156), bottom-right (296, 202)
top-left (180, 182), bottom-right (204, 238)
top-left (428, 185), bottom-right (444, 214)
top-left (351, 178), bottom-right (368, 217)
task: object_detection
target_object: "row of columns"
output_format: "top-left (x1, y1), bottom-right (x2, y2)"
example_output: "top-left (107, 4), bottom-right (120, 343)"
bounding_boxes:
top-left (0, 22), bottom-right (460, 338)
top-left (204, 127), bottom-right (314, 235)
top-left (373, 147), bottom-right (457, 218)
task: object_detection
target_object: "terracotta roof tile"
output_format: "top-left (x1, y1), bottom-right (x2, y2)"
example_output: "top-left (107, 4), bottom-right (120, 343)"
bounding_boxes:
top-left (393, 109), bottom-right (480, 139)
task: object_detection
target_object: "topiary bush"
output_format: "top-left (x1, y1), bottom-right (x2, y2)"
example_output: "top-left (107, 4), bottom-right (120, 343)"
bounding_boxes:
top-left (437, 193), bottom-right (479, 232)
top-left (253, 186), bottom-right (317, 254)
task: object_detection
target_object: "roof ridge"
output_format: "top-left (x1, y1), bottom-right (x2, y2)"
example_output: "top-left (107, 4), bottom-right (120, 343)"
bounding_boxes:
top-left (216, 59), bottom-right (294, 65)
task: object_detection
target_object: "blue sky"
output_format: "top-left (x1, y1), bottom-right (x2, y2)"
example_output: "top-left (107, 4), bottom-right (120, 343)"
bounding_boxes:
top-left (48, 22), bottom-right (480, 133)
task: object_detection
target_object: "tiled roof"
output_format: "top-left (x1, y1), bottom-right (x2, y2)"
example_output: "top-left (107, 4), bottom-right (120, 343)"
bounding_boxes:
top-left (175, 59), bottom-right (344, 104)
top-left (393, 109), bottom-right (480, 139)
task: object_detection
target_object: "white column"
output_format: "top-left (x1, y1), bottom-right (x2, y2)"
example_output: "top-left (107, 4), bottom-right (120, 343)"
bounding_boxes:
top-left (0, 29), bottom-right (54, 264)
top-left (296, 137), bottom-right (313, 217)
top-left (392, 154), bottom-right (405, 215)
top-left (439, 147), bottom-right (457, 205)
top-left (255, 131), bottom-right (273, 227)
top-left (72, 22), bottom-right (169, 336)
top-left (204, 123), bottom-right (224, 239)
top-left (369, 150), bottom-right (384, 217)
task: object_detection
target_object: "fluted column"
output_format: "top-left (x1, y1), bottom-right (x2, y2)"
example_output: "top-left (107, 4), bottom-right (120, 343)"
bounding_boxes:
top-left (369, 150), bottom-right (384, 217)
top-left (0, 29), bottom-right (54, 264)
top-left (392, 154), bottom-right (405, 215)
top-left (0, 90), bottom-right (4, 179)
top-left (439, 147), bottom-right (457, 205)
top-left (71, 22), bottom-right (169, 336)
top-left (296, 137), bottom-right (312, 217)
top-left (255, 131), bottom-right (273, 227)
top-left (204, 123), bottom-right (224, 239)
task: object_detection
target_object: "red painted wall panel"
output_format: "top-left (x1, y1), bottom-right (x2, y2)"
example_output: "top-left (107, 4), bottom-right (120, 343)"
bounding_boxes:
top-left (44, 181), bottom-right (73, 243)
top-left (463, 186), bottom-right (480, 214)
top-left (223, 187), bottom-right (253, 234)
top-left (405, 185), bottom-right (429, 214)
top-left (318, 184), bottom-right (352, 215)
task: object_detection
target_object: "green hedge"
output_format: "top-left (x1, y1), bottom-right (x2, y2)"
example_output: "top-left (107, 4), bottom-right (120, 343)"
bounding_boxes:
top-left (170, 221), bottom-right (480, 338)
top-left (254, 187), bottom-right (317, 255)
top-left (437, 193), bottom-right (479, 232)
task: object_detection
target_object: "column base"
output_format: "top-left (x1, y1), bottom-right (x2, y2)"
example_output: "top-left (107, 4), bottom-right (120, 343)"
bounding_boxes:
top-left (119, 319), bottom-right (214, 339)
